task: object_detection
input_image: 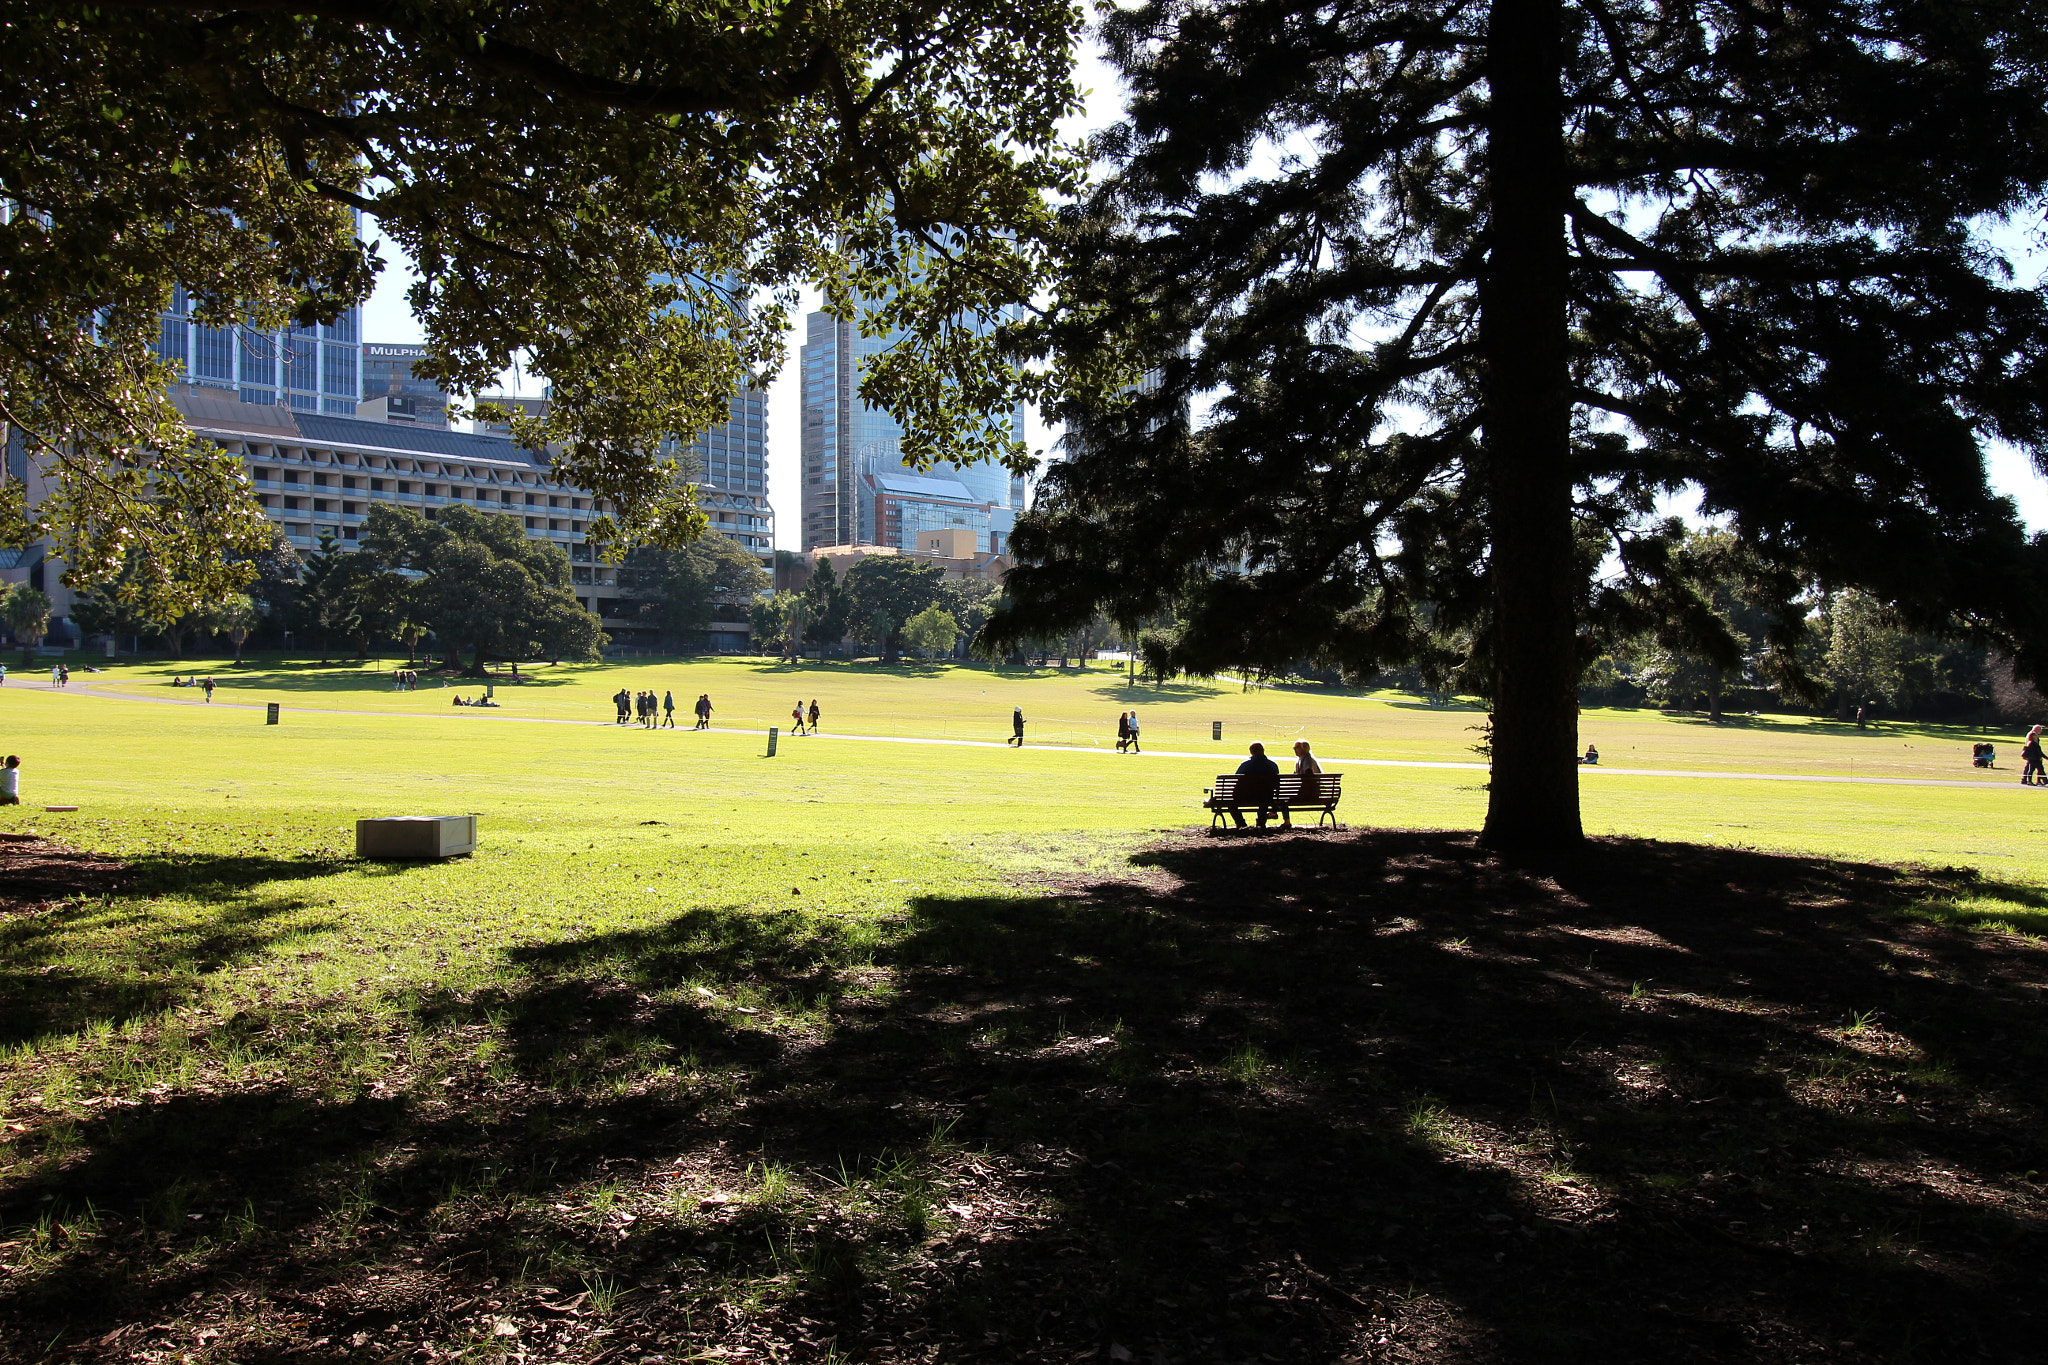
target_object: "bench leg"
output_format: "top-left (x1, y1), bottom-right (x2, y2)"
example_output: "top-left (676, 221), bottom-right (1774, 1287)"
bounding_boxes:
top-left (1319, 805), bottom-right (1337, 828)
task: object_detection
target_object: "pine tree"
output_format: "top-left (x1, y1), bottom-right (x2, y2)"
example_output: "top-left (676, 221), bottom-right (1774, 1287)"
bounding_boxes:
top-left (999, 0), bottom-right (2048, 848)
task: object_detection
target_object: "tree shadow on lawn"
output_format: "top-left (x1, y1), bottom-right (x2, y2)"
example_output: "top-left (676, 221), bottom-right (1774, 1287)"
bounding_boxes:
top-left (3, 833), bottom-right (2046, 1363)
top-left (0, 847), bottom-right (348, 1048)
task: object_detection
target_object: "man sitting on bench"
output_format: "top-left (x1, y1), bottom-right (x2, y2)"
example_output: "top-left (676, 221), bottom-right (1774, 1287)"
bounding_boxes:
top-left (1229, 743), bottom-right (1282, 828)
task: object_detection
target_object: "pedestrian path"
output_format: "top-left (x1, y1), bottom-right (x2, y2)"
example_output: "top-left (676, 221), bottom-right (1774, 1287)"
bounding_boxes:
top-left (37, 676), bottom-right (2032, 792)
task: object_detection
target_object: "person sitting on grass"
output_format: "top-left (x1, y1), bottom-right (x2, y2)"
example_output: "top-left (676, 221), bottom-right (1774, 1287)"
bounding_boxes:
top-left (1228, 743), bottom-right (1281, 829)
top-left (1580, 744), bottom-right (1600, 765)
top-left (0, 754), bottom-right (19, 806)
top-left (1973, 741), bottom-right (1996, 768)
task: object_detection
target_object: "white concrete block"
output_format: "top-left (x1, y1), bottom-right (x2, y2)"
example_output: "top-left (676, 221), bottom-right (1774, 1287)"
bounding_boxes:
top-left (355, 815), bottom-right (477, 859)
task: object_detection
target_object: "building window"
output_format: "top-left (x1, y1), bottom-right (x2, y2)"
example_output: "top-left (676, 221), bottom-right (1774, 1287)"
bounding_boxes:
top-left (342, 475), bottom-right (360, 490)
top-left (343, 502), bottom-right (362, 515)
top-left (192, 325), bottom-right (234, 383)
top-left (369, 478), bottom-right (386, 492)
top-left (313, 499), bottom-right (333, 513)
top-left (156, 317), bottom-right (188, 370)
top-left (284, 327), bottom-right (318, 391)
top-left (397, 481), bottom-right (413, 494)
top-left (239, 326), bottom-right (277, 388)
top-left (282, 497), bottom-right (302, 511)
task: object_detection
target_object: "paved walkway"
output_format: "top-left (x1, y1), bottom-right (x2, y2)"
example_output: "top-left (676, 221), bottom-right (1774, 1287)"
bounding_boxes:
top-left (30, 676), bottom-right (2033, 793)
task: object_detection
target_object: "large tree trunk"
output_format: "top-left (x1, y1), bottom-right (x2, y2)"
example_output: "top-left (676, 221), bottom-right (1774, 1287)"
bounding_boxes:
top-left (1479, 0), bottom-right (1582, 851)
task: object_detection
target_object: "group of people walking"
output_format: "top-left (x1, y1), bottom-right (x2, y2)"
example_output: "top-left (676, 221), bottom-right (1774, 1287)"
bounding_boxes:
top-left (1115, 710), bottom-right (1142, 752)
top-left (616, 688), bottom-right (676, 727)
top-left (789, 699), bottom-right (821, 735)
top-left (608, 690), bottom-right (721, 729)
top-left (390, 669), bottom-right (423, 691)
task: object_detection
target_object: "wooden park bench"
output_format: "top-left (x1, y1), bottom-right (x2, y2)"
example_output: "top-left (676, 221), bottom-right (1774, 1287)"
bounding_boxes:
top-left (1204, 772), bottom-right (1344, 829)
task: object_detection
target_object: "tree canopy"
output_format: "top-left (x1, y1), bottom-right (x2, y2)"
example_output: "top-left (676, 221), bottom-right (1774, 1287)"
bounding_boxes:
top-left (995, 0), bottom-right (2048, 847)
top-left (844, 555), bottom-right (945, 659)
top-left (622, 536), bottom-right (771, 644)
top-left (360, 504), bottom-right (604, 670)
top-left (1, 0), bottom-right (1082, 616)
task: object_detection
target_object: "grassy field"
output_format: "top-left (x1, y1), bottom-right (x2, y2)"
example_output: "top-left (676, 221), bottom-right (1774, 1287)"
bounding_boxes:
top-left (59, 648), bottom-right (2033, 780)
top-left (1, 660), bottom-right (2045, 1362)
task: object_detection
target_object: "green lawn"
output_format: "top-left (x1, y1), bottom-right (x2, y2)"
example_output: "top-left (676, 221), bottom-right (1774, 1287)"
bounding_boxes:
top-left (62, 648), bottom-right (2031, 780)
top-left (2, 663), bottom-right (2045, 1362)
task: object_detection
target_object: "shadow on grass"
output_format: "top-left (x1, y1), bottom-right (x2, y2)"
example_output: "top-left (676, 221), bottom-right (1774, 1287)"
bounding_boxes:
top-left (3, 834), bottom-right (2045, 1362)
top-left (0, 851), bottom-right (349, 1048)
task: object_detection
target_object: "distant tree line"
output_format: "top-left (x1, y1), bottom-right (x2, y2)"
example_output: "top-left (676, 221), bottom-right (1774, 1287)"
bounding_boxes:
top-left (752, 558), bottom-right (1009, 664)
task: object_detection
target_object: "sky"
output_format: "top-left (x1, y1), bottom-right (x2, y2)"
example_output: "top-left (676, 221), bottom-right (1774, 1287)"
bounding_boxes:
top-left (354, 42), bottom-right (2048, 546)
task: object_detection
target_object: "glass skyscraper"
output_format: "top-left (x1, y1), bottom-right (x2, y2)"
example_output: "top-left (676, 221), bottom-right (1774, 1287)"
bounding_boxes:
top-left (154, 285), bottom-right (362, 416)
top-left (799, 308), bottom-right (1026, 553)
top-left (680, 386), bottom-right (772, 564)
top-left (360, 342), bottom-right (452, 426)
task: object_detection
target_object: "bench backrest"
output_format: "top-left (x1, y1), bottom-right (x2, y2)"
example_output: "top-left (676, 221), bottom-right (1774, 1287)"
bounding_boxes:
top-left (1211, 772), bottom-right (1343, 802)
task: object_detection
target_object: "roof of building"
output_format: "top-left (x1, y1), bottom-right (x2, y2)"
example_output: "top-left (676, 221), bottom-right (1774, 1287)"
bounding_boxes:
top-left (869, 469), bottom-right (978, 502)
top-left (294, 413), bottom-right (548, 465)
top-left (170, 387), bottom-right (548, 467)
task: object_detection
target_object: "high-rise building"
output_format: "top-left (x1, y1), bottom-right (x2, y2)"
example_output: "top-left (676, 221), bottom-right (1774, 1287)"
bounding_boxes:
top-left (798, 308), bottom-right (1026, 554)
top-left (679, 386), bottom-right (773, 566)
top-left (153, 286), bottom-right (362, 416)
top-left (359, 343), bottom-right (452, 427)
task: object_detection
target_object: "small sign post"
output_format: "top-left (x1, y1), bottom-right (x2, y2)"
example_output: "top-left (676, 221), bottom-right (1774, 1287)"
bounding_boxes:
top-left (767, 726), bottom-right (779, 756)
top-left (266, 702), bottom-right (281, 726)
top-left (1212, 721), bottom-right (1223, 741)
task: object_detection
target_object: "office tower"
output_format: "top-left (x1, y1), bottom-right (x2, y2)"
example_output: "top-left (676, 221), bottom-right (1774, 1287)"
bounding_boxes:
top-left (678, 386), bottom-right (773, 566)
top-left (153, 286), bottom-right (362, 416)
top-left (799, 308), bottom-right (1026, 553)
top-left (359, 343), bottom-right (452, 426)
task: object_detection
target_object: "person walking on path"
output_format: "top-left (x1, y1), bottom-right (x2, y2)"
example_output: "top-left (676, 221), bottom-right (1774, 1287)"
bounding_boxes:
top-left (0, 754), bottom-right (19, 806)
top-left (1126, 710), bottom-right (1141, 753)
top-left (2023, 726), bottom-right (2046, 786)
top-left (1010, 706), bottom-right (1025, 747)
top-left (1116, 711), bottom-right (1130, 752)
top-left (614, 688), bottom-right (631, 725)
top-left (695, 694), bottom-right (713, 729)
top-left (663, 691), bottom-right (676, 728)
top-left (791, 700), bottom-right (808, 735)
top-left (202, 677), bottom-right (216, 703)
top-left (808, 699), bottom-right (820, 733)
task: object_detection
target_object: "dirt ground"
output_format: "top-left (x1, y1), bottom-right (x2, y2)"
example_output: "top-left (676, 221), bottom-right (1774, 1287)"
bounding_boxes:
top-left (3, 828), bottom-right (2045, 1363)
